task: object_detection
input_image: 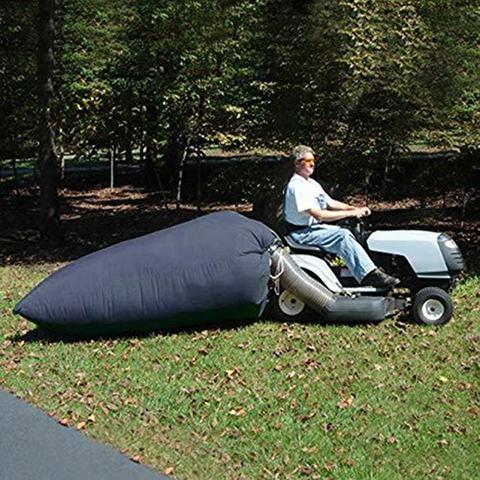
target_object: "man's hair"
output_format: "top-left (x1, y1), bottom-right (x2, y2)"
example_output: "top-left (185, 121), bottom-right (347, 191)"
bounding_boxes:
top-left (291, 145), bottom-right (315, 163)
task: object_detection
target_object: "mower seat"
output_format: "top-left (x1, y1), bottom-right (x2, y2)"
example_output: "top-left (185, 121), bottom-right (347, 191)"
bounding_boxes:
top-left (283, 235), bottom-right (328, 259)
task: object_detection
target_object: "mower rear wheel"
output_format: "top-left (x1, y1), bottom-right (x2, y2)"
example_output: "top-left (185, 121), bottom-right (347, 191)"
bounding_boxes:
top-left (271, 289), bottom-right (309, 322)
top-left (413, 287), bottom-right (453, 326)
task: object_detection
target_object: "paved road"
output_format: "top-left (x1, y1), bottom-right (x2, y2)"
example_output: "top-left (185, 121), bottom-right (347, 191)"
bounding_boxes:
top-left (0, 389), bottom-right (170, 480)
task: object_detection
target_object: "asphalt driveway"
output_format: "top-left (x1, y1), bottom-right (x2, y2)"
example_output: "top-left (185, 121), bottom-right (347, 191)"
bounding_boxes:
top-left (0, 389), bottom-right (169, 480)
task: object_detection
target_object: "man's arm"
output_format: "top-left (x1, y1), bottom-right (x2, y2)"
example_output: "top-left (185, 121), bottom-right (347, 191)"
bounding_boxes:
top-left (327, 198), bottom-right (371, 216)
top-left (307, 207), bottom-right (364, 223)
top-left (327, 198), bottom-right (356, 211)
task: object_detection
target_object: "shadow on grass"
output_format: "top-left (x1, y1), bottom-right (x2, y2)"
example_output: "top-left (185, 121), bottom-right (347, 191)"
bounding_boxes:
top-left (11, 312), bottom-right (411, 344)
top-left (10, 318), bottom-right (259, 344)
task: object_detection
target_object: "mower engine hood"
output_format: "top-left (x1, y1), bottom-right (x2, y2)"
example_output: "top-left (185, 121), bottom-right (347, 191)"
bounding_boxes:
top-left (366, 230), bottom-right (452, 278)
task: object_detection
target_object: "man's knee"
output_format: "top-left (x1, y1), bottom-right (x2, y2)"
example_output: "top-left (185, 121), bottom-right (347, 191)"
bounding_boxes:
top-left (339, 228), bottom-right (355, 241)
top-left (339, 229), bottom-right (362, 250)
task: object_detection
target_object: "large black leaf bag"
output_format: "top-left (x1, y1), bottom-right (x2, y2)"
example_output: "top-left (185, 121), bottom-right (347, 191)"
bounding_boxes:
top-left (14, 212), bottom-right (275, 335)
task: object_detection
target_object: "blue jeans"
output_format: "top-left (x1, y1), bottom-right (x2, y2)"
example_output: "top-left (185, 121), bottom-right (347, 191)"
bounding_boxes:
top-left (290, 224), bottom-right (376, 283)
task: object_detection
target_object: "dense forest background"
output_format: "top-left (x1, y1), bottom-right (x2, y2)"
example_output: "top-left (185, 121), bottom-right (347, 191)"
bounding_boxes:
top-left (0, 0), bottom-right (479, 239)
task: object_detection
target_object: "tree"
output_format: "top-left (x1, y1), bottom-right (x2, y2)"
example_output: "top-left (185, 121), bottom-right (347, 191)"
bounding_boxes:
top-left (415, 0), bottom-right (480, 149)
top-left (114, 0), bottom-right (269, 192)
top-left (38, 0), bottom-right (61, 239)
top-left (57, 0), bottom-right (135, 156)
top-left (254, 0), bottom-right (479, 193)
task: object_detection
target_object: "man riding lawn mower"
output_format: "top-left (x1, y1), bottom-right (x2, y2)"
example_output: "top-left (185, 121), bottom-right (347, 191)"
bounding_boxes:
top-left (268, 145), bottom-right (465, 326)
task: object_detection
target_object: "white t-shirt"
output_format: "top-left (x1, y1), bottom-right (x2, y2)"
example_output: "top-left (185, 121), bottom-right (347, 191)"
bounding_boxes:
top-left (283, 173), bottom-right (333, 226)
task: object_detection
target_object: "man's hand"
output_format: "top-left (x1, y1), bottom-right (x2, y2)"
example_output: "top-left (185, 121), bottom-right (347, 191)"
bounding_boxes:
top-left (359, 207), bottom-right (371, 217)
top-left (352, 207), bottom-right (371, 218)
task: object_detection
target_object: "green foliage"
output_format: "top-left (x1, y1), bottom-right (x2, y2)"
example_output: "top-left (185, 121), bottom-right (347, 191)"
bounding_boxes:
top-left (58, 0), bottom-right (135, 153)
top-left (259, 0), bottom-right (480, 160)
top-left (415, 0), bottom-right (480, 148)
top-left (0, 0), bottom-right (478, 176)
top-left (119, 0), bottom-right (268, 149)
top-left (0, 2), bottom-right (37, 160)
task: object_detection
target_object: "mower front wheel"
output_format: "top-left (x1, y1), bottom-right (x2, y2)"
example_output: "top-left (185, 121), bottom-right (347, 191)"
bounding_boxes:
top-left (412, 287), bottom-right (453, 326)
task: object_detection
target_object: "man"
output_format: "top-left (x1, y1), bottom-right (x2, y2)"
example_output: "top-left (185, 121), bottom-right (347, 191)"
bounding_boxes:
top-left (283, 145), bottom-right (400, 288)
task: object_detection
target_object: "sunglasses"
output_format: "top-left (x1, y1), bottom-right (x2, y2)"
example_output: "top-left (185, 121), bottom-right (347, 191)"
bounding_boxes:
top-left (298, 158), bottom-right (316, 165)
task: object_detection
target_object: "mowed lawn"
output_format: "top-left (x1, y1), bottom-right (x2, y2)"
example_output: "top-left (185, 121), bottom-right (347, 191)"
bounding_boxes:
top-left (1, 264), bottom-right (479, 480)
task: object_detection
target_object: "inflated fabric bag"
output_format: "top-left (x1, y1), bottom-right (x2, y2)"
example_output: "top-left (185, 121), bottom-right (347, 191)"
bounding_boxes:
top-left (14, 211), bottom-right (275, 335)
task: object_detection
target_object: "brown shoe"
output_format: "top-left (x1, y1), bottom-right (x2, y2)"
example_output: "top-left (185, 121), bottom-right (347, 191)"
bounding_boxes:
top-left (361, 268), bottom-right (400, 288)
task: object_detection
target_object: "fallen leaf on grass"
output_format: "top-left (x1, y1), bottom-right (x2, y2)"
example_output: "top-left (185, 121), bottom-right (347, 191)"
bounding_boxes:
top-left (298, 465), bottom-right (313, 475)
top-left (228, 408), bottom-right (246, 417)
top-left (323, 422), bottom-right (334, 432)
top-left (447, 423), bottom-right (466, 434)
top-left (297, 411), bottom-right (316, 422)
top-left (337, 395), bottom-right (354, 409)
top-left (225, 366), bottom-right (240, 378)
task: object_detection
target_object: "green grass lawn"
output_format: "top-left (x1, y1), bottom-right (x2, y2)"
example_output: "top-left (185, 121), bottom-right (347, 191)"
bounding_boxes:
top-left (1, 264), bottom-right (479, 479)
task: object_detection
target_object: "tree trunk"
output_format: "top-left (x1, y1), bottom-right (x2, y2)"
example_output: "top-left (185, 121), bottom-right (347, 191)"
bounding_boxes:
top-left (382, 144), bottom-right (394, 195)
top-left (125, 140), bottom-right (133, 164)
top-left (161, 131), bottom-right (183, 190)
top-left (196, 151), bottom-right (202, 212)
top-left (12, 158), bottom-right (19, 193)
top-left (143, 105), bottom-right (159, 189)
top-left (38, 0), bottom-right (61, 240)
top-left (161, 111), bottom-right (192, 192)
top-left (59, 137), bottom-right (65, 181)
top-left (176, 138), bottom-right (191, 209)
top-left (110, 146), bottom-right (115, 190)
top-left (144, 143), bottom-right (158, 189)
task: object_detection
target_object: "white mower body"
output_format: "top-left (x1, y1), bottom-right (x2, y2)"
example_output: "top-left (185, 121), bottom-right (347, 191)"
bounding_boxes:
top-left (367, 230), bottom-right (450, 279)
